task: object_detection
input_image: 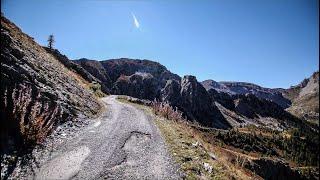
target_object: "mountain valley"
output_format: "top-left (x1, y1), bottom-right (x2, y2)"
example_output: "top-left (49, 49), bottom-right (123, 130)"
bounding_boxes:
top-left (1, 15), bottom-right (319, 180)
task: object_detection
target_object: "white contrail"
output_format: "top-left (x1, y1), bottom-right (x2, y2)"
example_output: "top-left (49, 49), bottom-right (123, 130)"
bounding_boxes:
top-left (131, 13), bottom-right (140, 29)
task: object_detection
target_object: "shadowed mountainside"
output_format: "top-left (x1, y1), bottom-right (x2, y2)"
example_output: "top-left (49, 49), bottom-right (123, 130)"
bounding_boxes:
top-left (0, 16), bottom-right (102, 154)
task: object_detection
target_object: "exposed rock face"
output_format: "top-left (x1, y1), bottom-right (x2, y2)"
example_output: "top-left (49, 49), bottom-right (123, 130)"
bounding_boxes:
top-left (202, 79), bottom-right (232, 94)
top-left (74, 58), bottom-right (180, 91)
top-left (75, 59), bottom-right (113, 93)
top-left (113, 72), bottom-right (159, 100)
top-left (284, 71), bottom-right (319, 123)
top-left (160, 79), bottom-right (181, 105)
top-left (201, 80), bottom-right (291, 108)
top-left (161, 76), bottom-right (231, 129)
top-left (74, 58), bottom-right (181, 97)
top-left (207, 89), bottom-right (235, 111)
top-left (0, 16), bottom-right (101, 152)
top-left (100, 58), bottom-right (181, 85)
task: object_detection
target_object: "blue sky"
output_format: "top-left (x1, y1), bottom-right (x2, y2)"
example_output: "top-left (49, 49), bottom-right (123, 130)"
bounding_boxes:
top-left (2, 0), bottom-right (319, 88)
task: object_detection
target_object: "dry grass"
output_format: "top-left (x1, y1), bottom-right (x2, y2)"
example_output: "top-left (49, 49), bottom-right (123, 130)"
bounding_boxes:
top-left (152, 99), bottom-right (185, 122)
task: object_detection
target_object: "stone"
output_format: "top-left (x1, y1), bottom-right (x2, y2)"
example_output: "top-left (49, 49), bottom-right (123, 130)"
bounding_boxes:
top-left (203, 162), bottom-right (213, 173)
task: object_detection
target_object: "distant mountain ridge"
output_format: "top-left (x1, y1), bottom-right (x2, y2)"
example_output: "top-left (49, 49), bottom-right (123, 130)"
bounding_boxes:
top-left (201, 80), bottom-right (291, 108)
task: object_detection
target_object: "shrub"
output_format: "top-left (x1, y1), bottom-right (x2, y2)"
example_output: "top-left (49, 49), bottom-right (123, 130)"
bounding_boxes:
top-left (152, 99), bottom-right (185, 122)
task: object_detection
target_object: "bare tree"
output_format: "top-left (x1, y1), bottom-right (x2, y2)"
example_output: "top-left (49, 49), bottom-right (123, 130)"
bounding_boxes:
top-left (47, 34), bottom-right (55, 49)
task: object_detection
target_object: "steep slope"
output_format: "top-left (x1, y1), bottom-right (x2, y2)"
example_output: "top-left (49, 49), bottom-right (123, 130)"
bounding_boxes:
top-left (202, 80), bottom-right (291, 108)
top-left (161, 76), bottom-right (231, 129)
top-left (0, 16), bottom-right (102, 154)
top-left (284, 71), bottom-right (319, 123)
top-left (43, 48), bottom-right (99, 84)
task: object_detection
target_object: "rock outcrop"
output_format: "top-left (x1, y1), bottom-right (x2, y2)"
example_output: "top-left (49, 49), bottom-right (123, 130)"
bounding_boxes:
top-left (113, 72), bottom-right (159, 100)
top-left (75, 59), bottom-right (113, 93)
top-left (74, 58), bottom-right (181, 91)
top-left (284, 71), bottom-right (319, 123)
top-left (160, 79), bottom-right (182, 105)
top-left (0, 16), bottom-right (101, 153)
top-left (161, 76), bottom-right (231, 129)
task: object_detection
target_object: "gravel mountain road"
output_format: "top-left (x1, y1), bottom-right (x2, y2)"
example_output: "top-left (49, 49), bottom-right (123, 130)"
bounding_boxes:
top-left (35, 95), bottom-right (182, 180)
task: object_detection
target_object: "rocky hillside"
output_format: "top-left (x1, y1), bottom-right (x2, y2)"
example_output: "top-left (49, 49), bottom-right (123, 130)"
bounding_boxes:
top-left (207, 88), bottom-right (309, 131)
top-left (43, 48), bottom-right (99, 84)
top-left (284, 71), bottom-right (319, 123)
top-left (0, 16), bottom-right (102, 153)
top-left (74, 58), bottom-right (318, 131)
top-left (74, 58), bottom-right (181, 95)
top-left (75, 59), bottom-right (232, 129)
top-left (202, 80), bottom-right (291, 108)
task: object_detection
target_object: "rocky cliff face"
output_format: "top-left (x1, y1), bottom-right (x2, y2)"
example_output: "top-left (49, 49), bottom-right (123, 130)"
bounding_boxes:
top-left (113, 72), bottom-right (159, 100)
top-left (74, 59), bottom-right (113, 93)
top-left (0, 16), bottom-right (102, 153)
top-left (284, 71), bottom-right (319, 123)
top-left (161, 76), bottom-right (231, 129)
top-left (74, 58), bottom-right (180, 90)
top-left (202, 80), bottom-right (291, 108)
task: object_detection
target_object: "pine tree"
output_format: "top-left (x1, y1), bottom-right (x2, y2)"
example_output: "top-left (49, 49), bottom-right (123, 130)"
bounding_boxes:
top-left (47, 34), bottom-right (55, 49)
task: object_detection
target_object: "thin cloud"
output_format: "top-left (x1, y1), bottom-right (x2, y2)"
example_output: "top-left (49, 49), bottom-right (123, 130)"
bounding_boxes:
top-left (131, 13), bottom-right (140, 29)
